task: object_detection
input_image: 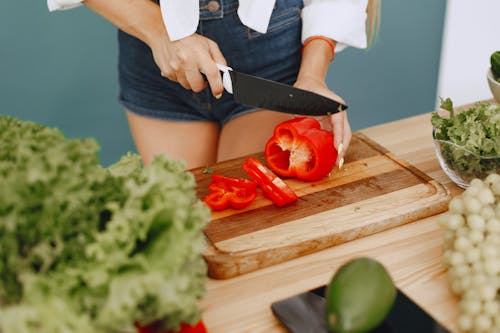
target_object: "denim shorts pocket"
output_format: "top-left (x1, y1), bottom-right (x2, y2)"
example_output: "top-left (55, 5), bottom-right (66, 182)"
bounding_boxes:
top-left (247, 7), bottom-right (301, 39)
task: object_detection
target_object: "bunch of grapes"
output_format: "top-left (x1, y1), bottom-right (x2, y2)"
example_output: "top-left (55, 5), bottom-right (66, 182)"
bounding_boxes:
top-left (440, 174), bottom-right (500, 332)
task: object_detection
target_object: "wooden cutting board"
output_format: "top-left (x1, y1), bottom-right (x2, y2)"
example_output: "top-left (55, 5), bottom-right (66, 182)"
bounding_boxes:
top-left (192, 133), bottom-right (450, 279)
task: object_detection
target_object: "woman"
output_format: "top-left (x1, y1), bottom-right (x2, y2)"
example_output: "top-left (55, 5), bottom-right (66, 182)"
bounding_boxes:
top-left (48, 0), bottom-right (380, 169)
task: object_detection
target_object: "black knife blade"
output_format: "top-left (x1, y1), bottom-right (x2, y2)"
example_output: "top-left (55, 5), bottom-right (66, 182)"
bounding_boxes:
top-left (228, 70), bottom-right (348, 116)
top-left (272, 287), bottom-right (452, 333)
top-left (271, 291), bottom-right (330, 333)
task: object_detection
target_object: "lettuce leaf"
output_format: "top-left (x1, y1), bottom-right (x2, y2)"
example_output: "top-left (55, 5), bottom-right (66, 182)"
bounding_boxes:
top-left (431, 99), bottom-right (500, 181)
top-left (0, 116), bottom-right (210, 333)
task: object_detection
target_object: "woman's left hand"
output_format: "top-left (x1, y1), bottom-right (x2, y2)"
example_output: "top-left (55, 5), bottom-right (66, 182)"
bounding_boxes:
top-left (294, 75), bottom-right (351, 167)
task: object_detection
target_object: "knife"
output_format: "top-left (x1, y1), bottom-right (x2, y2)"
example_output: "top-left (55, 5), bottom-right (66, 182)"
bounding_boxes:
top-left (216, 64), bottom-right (348, 116)
top-left (272, 287), bottom-right (452, 333)
top-left (271, 291), bottom-right (330, 333)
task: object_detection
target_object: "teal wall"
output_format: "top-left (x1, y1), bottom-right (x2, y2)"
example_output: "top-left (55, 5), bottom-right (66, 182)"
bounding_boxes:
top-left (329, 0), bottom-right (447, 130)
top-left (1, 1), bottom-right (446, 166)
top-left (0, 1), bottom-right (132, 166)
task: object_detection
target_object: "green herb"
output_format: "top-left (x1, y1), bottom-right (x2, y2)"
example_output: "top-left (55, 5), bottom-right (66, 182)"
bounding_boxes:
top-left (0, 116), bottom-right (210, 333)
top-left (202, 166), bottom-right (214, 174)
top-left (431, 99), bottom-right (500, 182)
top-left (439, 97), bottom-right (454, 114)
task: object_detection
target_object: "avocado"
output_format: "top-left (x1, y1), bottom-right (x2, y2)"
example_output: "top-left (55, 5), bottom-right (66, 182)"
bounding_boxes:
top-left (491, 51), bottom-right (500, 81)
top-left (325, 257), bottom-right (396, 333)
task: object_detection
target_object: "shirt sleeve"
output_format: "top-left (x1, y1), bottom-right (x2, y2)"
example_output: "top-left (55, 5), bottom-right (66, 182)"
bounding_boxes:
top-left (301, 0), bottom-right (368, 52)
top-left (47, 0), bottom-right (83, 11)
top-left (159, 0), bottom-right (199, 41)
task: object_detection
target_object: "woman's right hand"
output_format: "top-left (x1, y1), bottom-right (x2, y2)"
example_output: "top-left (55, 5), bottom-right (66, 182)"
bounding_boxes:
top-left (83, 0), bottom-right (225, 96)
top-left (148, 33), bottom-right (227, 97)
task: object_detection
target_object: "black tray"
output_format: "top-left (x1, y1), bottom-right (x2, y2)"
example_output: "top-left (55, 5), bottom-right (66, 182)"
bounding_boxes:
top-left (271, 286), bottom-right (450, 333)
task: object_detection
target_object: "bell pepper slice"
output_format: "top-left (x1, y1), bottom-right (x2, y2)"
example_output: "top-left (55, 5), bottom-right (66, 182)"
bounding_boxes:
top-left (203, 174), bottom-right (257, 211)
top-left (210, 174), bottom-right (257, 190)
top-left (242, 157), bottom-right (298, 207)
top-left (136, 320), bottom-right (207, 333)
top-left (264, 117), bottom-right (337, 181)
top-left (175, 321), bottom-right (208, 333)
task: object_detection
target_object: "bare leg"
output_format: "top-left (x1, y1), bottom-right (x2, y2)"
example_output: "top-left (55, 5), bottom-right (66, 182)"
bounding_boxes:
top-left (217, 110), bottom-right (293, 162)
top-left (126, 110), bottom-right (219, 169)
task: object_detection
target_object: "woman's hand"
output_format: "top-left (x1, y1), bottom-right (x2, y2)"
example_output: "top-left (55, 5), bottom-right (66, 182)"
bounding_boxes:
top-left (294, 74), bottom-right (351, 167)
top-left (148, 33), bottom-right (227, 97)
top-left (296, 36), bottom-right (351, 167)
top-left (84, 0), bottom-right (226, 97)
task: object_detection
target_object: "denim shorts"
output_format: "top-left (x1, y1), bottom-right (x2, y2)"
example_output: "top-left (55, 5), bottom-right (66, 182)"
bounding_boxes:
top-left (118, 0), bottom-right (303, 126)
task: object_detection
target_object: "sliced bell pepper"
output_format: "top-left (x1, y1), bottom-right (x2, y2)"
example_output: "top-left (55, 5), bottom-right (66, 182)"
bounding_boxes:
top-left (242, 157), bottom-right (298, 207)
top-left (175, 322), bottom-right (208, 333)
top-left (203, 174), bottom-right (257, 211)
top-left (264, 117), bottom-right (337, 181)
top-left (210, 174), bottom-right (257, 190)
top-left (136, 320), bottom-right (207, 333)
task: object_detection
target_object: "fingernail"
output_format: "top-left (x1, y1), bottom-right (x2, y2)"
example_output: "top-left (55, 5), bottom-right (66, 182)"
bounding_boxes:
top-left (215, 93), bottom-right (222, 99)
top-left (337, 143), bottom-right (343, 156)
top-left (338, 157), bottom-right (344, 169)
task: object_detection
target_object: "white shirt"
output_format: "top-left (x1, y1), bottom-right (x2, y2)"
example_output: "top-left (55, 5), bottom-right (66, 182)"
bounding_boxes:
top-left (47, 0), bottom-right (368, 52)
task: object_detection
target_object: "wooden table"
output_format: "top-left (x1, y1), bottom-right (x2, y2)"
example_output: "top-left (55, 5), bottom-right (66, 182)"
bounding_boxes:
top-left (199, 112), bottom-right (463, 333)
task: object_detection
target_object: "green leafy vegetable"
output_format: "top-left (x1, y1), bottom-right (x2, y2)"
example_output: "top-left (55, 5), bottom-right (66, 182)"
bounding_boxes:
top-left (201, 166), bottom-right (213, 175)
top-left (439, 97), bottom-right (454, 114)
top-left (431, 99), bottom-right (500, 182)
top-left (0, 116), bottom-right (210, 333)
top-left (491, 50), bottom-right (500, 82)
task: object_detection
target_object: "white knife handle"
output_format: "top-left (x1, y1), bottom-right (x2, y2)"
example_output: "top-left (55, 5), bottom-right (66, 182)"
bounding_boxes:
top-left (216, 63), bottom-right (234, 94)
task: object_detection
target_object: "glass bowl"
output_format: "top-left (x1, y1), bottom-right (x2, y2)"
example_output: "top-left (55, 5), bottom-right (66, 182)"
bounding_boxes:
top-left (433, 130), bottom-right (500, 188)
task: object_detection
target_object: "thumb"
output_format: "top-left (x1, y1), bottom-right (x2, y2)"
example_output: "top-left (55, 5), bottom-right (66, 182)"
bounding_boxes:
top-left (330, 113), bottom-right (345, 166)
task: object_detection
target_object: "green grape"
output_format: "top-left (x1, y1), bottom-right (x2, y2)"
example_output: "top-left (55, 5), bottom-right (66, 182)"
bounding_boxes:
top-left (480, 205), bottom-right (495, 219)
top-left (467, 214), bottom-right (486, 231)
top-left (486, 218), bottom-right (500, 233)
top-left (464, 197), bottom-right (482, 214)
top-left (448, 213), bottom-right (465, 229)
top-left (479, 284), bottom-right (497, 301)
top-left (462, 299), bottom-right (482, 316)
top-left (466, 248), bottom-right (481, 264)
top-left (455, 236), bottom-right (471, 251)
top-left (474, 314), bottom-right (492, 332)
top-left (469, 230), bottom-right (485, 244)
top-left (484, 300), bottom-right (499, 316)
top-left (440, 175), bottom-right (500, 332)
top-left (478, 188), bottom-right (495, 205)
top-left (458, 314), bottom-right (474, 331)
top-left (450, 197), bottom-right (465, 214)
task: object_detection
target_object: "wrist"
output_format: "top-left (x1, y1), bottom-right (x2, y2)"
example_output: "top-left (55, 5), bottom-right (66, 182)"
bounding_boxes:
top-left (298, 37), bottom-right (336, 80)
top-left (84, 0), bottom-right (169, 48)
top-left (143, 25), bottom-right (170, 50)
top-left (296, 72), bottom-right (323, 85)
top-left (302, 36), bottom-right (336, 61)
top-left (135, 2), bottom-right (169, 48)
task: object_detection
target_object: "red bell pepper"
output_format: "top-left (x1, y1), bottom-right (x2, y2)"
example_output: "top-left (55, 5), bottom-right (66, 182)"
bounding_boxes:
top-left (203, 174), bottom-right (257, 211)
top-left (264, 117), bottom-right (337, 181)
top-left (136, 320), bottom-right (207, 333)
top-left (242, 157), bottom-right (298, 207)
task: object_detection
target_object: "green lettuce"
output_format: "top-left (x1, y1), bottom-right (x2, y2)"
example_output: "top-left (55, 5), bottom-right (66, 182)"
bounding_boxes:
top-left (431, 99), bottom-right (500, 182)
top-left (0, 116), bottom-right (210, 333)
